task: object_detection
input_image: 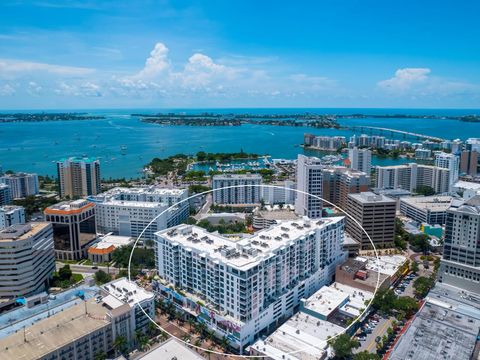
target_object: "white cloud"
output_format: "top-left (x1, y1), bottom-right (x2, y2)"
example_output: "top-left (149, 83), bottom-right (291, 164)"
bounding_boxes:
top-left (0, 59), bottom-right (95, 76)
top-left (378, 68), bottom-right (431, 91)
top-left (54, 81), bottom-right (102, 97)
top-left (27, 81), bottom-right (43, 95)
top-left (135, 42), bottom-right (170, 79)
top-left (0, 83), bottom-right (15, 96)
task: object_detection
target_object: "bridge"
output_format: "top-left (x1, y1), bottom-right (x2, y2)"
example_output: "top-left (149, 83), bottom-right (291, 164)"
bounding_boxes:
top-left (349, 126), bottom-right (444, 142)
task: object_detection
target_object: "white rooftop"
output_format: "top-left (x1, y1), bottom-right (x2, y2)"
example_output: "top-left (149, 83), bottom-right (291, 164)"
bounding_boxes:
top-left (92, 234), bottom-right (133, 249)
top-left (157, 217), bottom-right (344, 270)
top-left (357, 254), bottom-right (407, 277)
top-left (101, 186), bottom-right (186, 197)
top-left (99, 199), bottom-right (167, 208)
top-left (140, 338), bottom-right (204, 360)
top-left (251, 312), bottom-right (344, 360)
top-left (400, 195), bottom-right (453, 211)
top-left (101, 278), bottom-right (154, 308)
top-left (453, 181), bottom-right (480, 191)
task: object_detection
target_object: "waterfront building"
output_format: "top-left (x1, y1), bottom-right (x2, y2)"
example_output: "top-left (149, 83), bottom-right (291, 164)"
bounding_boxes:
top-left (0, 184), bottom-right (11, 206)
top-left (295, 154), bottom-right (323, 218)
top-left (154, 217), bottom-right (346, 351)
top-left (44, 199), bottom-right (96, 260)
top-left (0, 278), bottom-right (154, 360)
top-left (415, 148), bottom-right (432, 160)
top-left (460, 150), bottom-right (478, 176)
top-left (0, 205), bottom-right (25, 230)
top-left (87, 234), bottom-right (133, 263)
top-left (399, 195), bottom-right (452, 225)
top-left (375, 163), bottom-right (450, 194)
top-left (260, 180), bottom-right (295, 205)
top-left (322, 166), bottom-right (370, 210)
top-left (389, 283), bottom-right (480, 360)
top-left (0, 172), bottom-right (39, 199)
top-left (305, 134), bottom-right (346, 150)
top-left (434, 151), bottom-right (460, 191)
top-left (346, 192), bottom-right (396, 249)
top-left (57, 156), bottom-right (101, 198)
top-left (438, 196), bottom-right (480, 294)
top-left (212, 173), bottom-right (262, 205)
top-left (0, 223), bottom-right (55, 299)
top-left (348, 147), bottom-right (372, 174)
top-left (89, 186), bottom-right (189, 238)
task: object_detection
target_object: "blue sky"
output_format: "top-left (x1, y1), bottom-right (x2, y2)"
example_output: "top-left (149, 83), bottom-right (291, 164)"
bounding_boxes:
top-left (0, 0), bottom-right (479, 109)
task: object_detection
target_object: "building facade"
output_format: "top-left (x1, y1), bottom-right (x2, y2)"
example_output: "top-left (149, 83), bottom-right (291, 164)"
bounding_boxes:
top-left (57, 157), bottom-right (101, 198)
top-left (376, 163), bottom-right (450, 194)
top-left (0, 205), bottom-right (25, 230)
top-left (399, 195), bottom-right (452, 225)
top-left (212, 174), bottom-right (262, 205)
top-left (295, 154), bottom-right (323, 218)
top-left (44, 199), bottom-right (97, 260)
top-left (0, 184), bottom-right (11, 206)
top-left (346, 192), bottom-right (396, 249)
top-left (154, 217), bottom-right (346, 351)
top-left (460, 150), bottom-right (478, 177)
top-left (0, 172), bottom-right (39, 199)
top-left (89, 186), bottom-right (189, 239)
top-left (438, 196), bottom-right (480, 295)
top-left (260, 180), bottom-right (295, 205)
top-left (434, 152), bottom-right (459, 191)
top-left (0, 223), bottom-right (55, 298)
top-left (348, 148), bottom-right (372, 174)
top-left (322, 166), bottom-right (370, 210)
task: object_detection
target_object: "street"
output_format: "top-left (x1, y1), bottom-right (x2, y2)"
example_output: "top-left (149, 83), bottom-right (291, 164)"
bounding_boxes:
top-left (56, 262), bottom-right (120, 275)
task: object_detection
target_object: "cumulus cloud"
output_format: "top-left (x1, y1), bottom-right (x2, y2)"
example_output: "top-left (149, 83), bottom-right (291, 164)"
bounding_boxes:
top-left (54, 81), bottom-right (102, 97)
top-left (27, 81), bottom-right (43, 95)
top-left (0, 83), bottom-right (15, 96)
top-left (135, 42), bottom-right (170, 79)
top-left (378, 68), bottom-right (431, 91)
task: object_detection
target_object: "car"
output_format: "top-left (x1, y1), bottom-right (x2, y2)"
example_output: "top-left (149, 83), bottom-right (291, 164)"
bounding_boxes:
top-left (358, 336), bottom-right (366, 341)
top-left (375, 336), bottom-right (382, 343)
top-left (92, 266), bottom-right (98, 269)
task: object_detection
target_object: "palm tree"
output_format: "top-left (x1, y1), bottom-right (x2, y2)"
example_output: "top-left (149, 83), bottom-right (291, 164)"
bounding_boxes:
top-left (113, 335), bottom-right (128, 356)
top-left (188, 318), bottom-right (196, 332)
top-left (94, 351), bottom-right (106, 360)
top-left (220, 336), bottom-right (229, 352)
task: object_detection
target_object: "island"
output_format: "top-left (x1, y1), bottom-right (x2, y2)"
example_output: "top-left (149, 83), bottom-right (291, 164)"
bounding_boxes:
top-left (0, 113), bottom-right (105, 123)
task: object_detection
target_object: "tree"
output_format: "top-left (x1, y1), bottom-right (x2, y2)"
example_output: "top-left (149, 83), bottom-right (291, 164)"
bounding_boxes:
top-left (413, 276), bottom-right (435, 298)
top-left (329, 333), bottom-right (360, 359)
top-left (94, 351), bottom-right (106, 360)
top-left (220, 336), bottom-right (230, 352)
top-left (416, 185), bottom-right (435, 196)
top-left (58, 265), bottom-right (72, 280)
top-left (113, 335), bottom-right (128, 356)
top-left (394, 296), bottom-right (419, 317)
top-left (411, 261), bottom-right (419, 274)
top-left (353, 351), bottom-right (381, 360)
top-left (94, 270), bottom-right (112, 285)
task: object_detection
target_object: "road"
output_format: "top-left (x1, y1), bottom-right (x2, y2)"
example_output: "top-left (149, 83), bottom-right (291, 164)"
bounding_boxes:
top-left (56, 262), bottom-right (120, 275)
top-left (194, 193), bottom-right (212, 220)
top-left (355, 316), bottom-right (394, 353)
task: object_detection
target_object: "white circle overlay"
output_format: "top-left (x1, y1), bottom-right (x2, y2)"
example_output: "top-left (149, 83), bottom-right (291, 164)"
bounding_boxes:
top-left (127, 184), bottom-right (381, 358)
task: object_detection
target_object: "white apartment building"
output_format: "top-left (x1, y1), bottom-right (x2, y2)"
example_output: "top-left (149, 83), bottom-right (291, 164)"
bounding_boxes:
top-left (260, 180), bottom-right (295, 205)
top-left (399, 195), bottom-right (452, 225)
top-left (415, 148), bottom-right (432, 160)
top-left (348, 148), bottom-right (372, 174)
top-left (295, 154), bottom-right (323, 218)
top-left (435, 152), bottom-right (460, 191)
top-left (154, 217), bottom-right (346, 352)
top-left (212, 174), bottom-right (262, 205)
top-left (0, 223), bottom-right (55, 299)
top-left (89, 186), bottom-right (189, 239)
top-left (376, 163), bottom-right (450, 194)
top-left (0, 172), bottom-right (39, 199)
top-left (0, 205), bottom-right (25, 230)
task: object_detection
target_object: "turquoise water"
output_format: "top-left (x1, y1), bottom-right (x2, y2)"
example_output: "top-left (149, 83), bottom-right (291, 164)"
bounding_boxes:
top-left (1, 108), bottom-right (479, 178)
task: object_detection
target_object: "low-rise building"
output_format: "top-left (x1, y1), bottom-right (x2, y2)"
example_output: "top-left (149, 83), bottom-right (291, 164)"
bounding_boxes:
top-left (399, 195), bottom-right (452, 225)
top-left (252, 205), bottom-right (299, 230)
top-left (139, 338), bottom-right (205, 360)
top-left (87, 234), bottom-right (134, 263)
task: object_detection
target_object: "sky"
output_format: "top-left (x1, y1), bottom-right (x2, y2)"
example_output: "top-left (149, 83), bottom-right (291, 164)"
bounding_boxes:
top-left (0, 0), bottom-right (479, 109)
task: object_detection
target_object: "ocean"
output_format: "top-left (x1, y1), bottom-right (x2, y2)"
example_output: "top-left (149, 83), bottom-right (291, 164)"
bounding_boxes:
top-left (1, 108), bottom-right (479, 179)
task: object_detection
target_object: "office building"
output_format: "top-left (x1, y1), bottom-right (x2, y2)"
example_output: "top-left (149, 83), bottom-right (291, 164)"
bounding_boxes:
top-left (295, 154), bottom-right (323, 218)
top-left (322, 166), bottom-right (370, 210)
top-left (435, 152), bottom-right (459, 191)
top-left (438, 196), bottom-right (480, 294)
top-left (89, 186), bottom-right (189, 239)
top-left (154, 217), bottom-right (346, 351)
top-left (0, 205), bottom-right (25, 230)
top-left (0, 184), bottom-right (11, 206)
top-left (0, 172), bottom-right (39, 199)
top-left (460, 150), bottom-right (478, 176)
top-left (0, 223), bottom-right (55, 299)
top-left (376, 163), bottom-right (450, 194)
top-left (399, 195), bottom-right (452, 225)
top-left (348, 148), bottom-right (372, 174)
top-left (260, 180), bottom-right (295, 205)
top-left (0, 279), bottom-right (154, 360)
top-left (57, 156), bottom-right (101, 198)
top-left (44, 199), bottom-right (97, 260)
top-left (346, 192), bottom-right (396, 249)
top-left (212, 173), bottom-right (262, 205)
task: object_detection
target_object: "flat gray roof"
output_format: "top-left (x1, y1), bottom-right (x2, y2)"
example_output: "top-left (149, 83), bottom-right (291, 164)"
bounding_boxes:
top-left (139, 338), bottom-right (204, 360)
